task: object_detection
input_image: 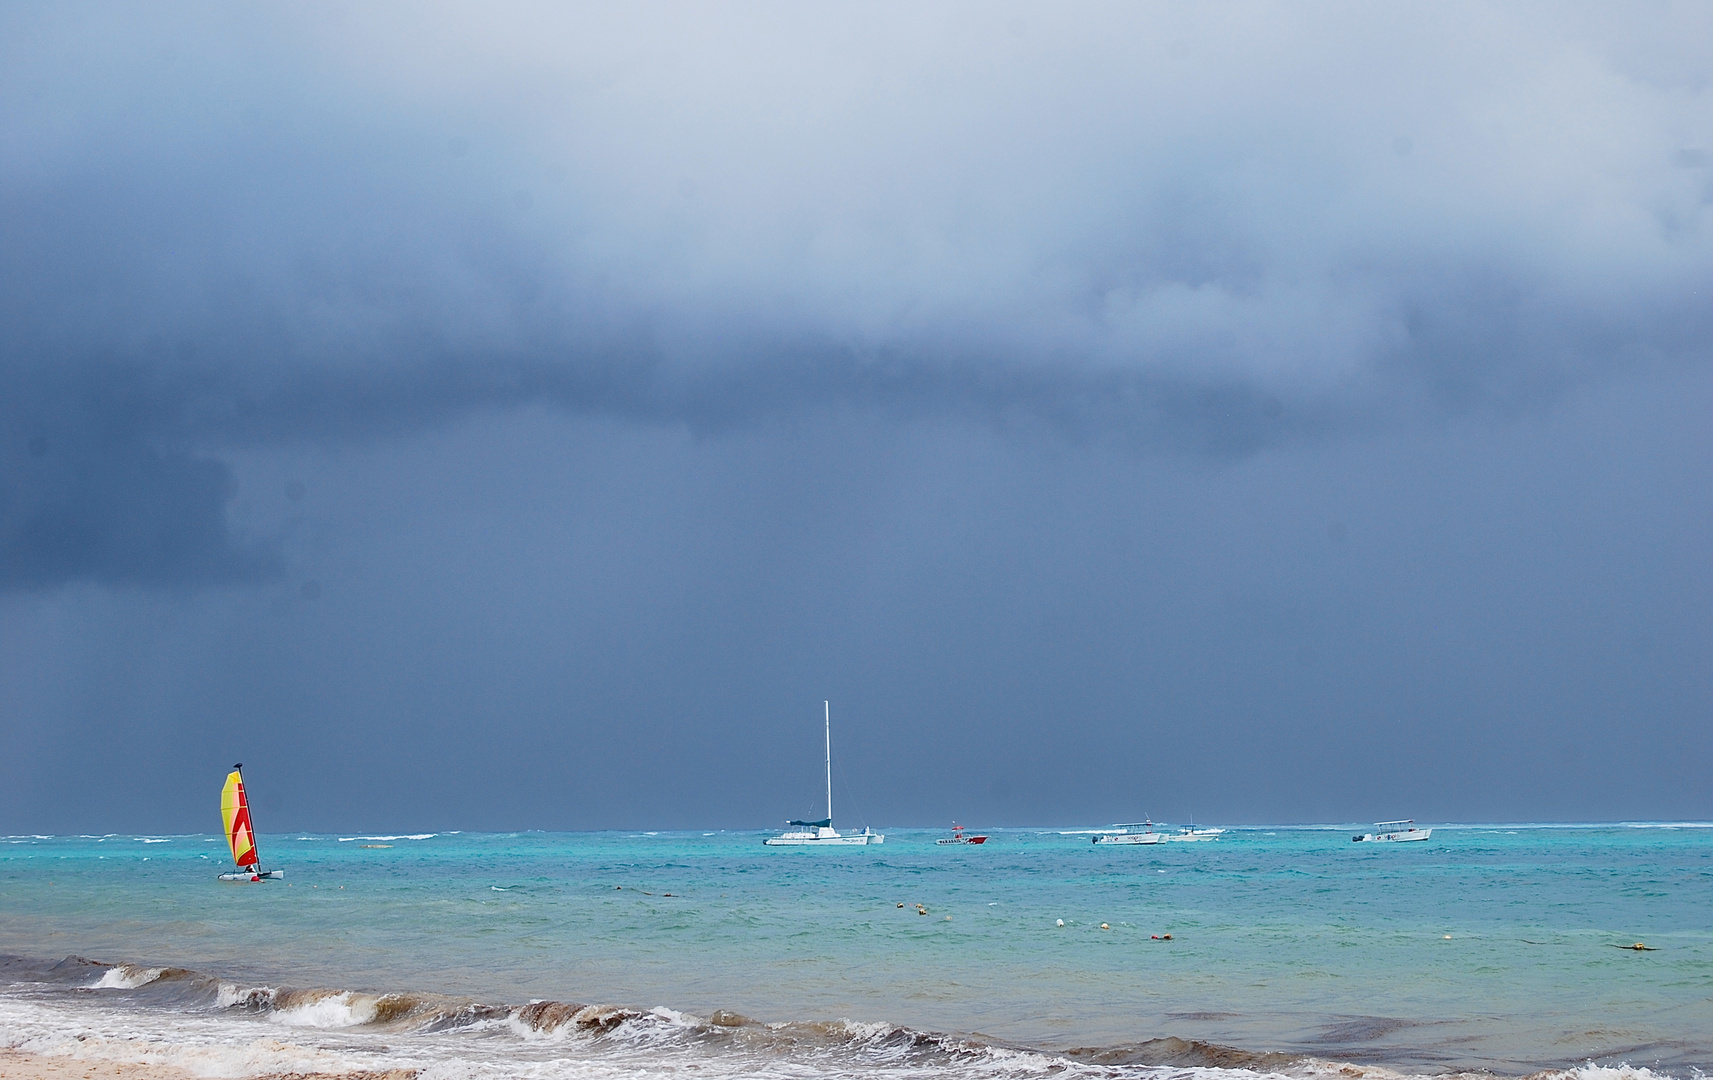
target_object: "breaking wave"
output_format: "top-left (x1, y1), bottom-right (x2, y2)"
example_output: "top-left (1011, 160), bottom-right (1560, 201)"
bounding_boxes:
top-left (1, 955), bottom-right (1704, 1080)
top-left (337, 835), bottom-right (437, 842)
top-left (88, 965), bottom-right (165, 990)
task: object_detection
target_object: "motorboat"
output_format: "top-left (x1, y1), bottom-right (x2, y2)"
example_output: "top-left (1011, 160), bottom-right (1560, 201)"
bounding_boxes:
top-left (1093, 820), bottom-right (1224, 844)
top-left (1353, 820), bottom-right (1432, 842)
top-left (936, 823), bottom-right (988, 845)
top-left (1092, 821), bottom-right (1165, 845)
top-left (1171, 825), bottom-right (1225, 841)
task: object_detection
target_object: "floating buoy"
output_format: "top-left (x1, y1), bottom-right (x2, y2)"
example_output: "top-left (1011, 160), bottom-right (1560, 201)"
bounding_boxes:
top-left (945, 916), bottom-right (952, 921)
top-left (898, 902), bottom-right (905, 908)
top-left (1443, 935), bottom-right (1452, 940)
top-left (1056, 919), bottom-right (1065, 927)
top-left (1100, 923), bottom-right (1110, 930)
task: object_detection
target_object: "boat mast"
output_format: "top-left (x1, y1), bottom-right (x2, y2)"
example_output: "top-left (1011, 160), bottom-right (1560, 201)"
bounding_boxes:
top-left (824, 701), bottom-right (832, 828)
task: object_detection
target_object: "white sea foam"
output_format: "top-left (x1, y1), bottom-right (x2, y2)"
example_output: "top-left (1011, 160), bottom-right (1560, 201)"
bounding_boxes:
top-left (5, 987), bottom-right (1708, 1080)
top-left (270, 990), bottom-right (379, 1028)
top-left (338, 834), bottom-right (437, 842)
top-left (89, 965), bottom-right (164, 990)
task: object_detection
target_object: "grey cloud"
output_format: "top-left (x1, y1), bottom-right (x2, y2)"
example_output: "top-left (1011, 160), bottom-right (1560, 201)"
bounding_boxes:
top-left (2, 2), bottom-right (1710, 589)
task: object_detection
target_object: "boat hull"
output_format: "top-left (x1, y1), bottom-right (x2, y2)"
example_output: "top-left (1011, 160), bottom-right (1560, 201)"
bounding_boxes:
top-left (763, 833), bottom-right (883, 846)
top-left (936, 836), bottom-right (988, 845)
top-left (1094, 832), bottom-right (1164, 845)
top-left (217, 869), bottom-right (284, 881)
top-left (1354, 829), bottom-right (1432, 843)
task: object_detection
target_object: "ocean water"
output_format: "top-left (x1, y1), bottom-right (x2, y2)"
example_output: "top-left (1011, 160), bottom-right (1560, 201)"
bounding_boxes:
top-left (2, 825), bottom-right (1710, 1080)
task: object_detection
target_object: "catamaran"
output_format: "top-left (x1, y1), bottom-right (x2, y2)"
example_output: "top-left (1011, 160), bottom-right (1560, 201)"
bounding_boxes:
top-left (763, 703), bottom-right (883, 846)
top-left (218, 764), bottom-right (283, 881)
top-left (1353, 820), bottom-right (1431, 843)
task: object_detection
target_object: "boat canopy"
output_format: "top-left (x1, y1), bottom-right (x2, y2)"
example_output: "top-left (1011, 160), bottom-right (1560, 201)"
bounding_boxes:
top-left (788, 818), bottom-right (832, 829)
top-left (221, 769), bottom-right (259, 869)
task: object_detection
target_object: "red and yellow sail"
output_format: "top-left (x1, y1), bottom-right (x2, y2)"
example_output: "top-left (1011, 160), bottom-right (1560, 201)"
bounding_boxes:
top-left (221, 770), bottom-right (258, 868)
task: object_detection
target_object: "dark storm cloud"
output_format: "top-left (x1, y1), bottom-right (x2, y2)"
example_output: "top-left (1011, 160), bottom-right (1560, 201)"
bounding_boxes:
top-left (2, 2), bottom-right (1709, 588)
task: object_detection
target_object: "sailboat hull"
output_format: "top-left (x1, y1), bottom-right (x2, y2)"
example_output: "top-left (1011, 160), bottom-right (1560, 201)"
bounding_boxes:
top-left (763, 833), bottom-right (883, 846)
top-left (217, 869), bottom-right (284, 881)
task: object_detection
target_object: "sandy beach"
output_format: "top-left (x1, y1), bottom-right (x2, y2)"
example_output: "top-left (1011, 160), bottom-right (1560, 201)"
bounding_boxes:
top-left (0, 1053), bottom-right (414, 1080)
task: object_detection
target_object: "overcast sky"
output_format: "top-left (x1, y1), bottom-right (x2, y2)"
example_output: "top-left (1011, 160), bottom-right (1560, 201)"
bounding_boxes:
top-left (3, 2), bottom-right (1710, 832)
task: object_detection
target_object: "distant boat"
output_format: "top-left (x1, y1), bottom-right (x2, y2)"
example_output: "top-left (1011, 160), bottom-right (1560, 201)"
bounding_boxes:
top-left (763, 703), bottom-right (883, 846)
top-left (1353, 820), bottom-right (1431, 843)
top-left (1172, 825), bottom-right (1226, 841)
top-left (936, 823), bottom-right (988, 845)
top-left (1092, 821), bottom-right (1165, 845)
top-left (218, 764), bottom-right (283, 881)
top-left (1093, 820), bottom-right (1224, 844)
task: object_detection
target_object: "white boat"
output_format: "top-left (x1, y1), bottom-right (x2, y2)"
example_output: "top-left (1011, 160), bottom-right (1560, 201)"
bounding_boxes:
top-left (1353, 820), bottom-right (1432, 843)
top-left (1092, 821), bottom-right (1165, 844)
top-left (217, 764), bottom-right (284, 881)
top-left (1093, 820), bottom-right (1224, 844)
top-left (764, 703), bottom-right (883, 846)
top-left (1171, 825), bottom-right (1226, 841)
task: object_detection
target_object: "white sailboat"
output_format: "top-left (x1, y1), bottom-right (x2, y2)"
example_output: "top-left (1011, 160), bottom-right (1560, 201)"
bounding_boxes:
top-left (764, 702), bottom-right (883, 846)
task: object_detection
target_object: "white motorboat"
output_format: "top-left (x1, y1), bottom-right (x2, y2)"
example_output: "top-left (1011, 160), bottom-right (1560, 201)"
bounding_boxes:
top-left (1171, 825), bottom-right (1225, 841)
top-left (764, 702), bottom-right (884, 846)
top-left (1092, 821), bottom-right (1165, 845)
top-left (1353, 820), bottom-right (1432, 843)
top-left (1093, 820), bottom-right (1225, 844)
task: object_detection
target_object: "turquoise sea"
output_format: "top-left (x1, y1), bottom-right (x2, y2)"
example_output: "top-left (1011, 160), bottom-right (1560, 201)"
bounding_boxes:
top-left (2, 825), bottom-right (1710, 1080)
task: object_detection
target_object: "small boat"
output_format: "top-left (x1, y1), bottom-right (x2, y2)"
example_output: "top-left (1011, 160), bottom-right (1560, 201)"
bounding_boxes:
top-left (1093, 820), bottom-right (1224, 844)
top-left (936, 823), bottom-right (988, 845)
top-left (1092, 821), bottom-right (1165, 845)
top-left (764, 703), bottom-right (883, 846)
top-left (1353, 820), bottom-right (1431, 843)
top-left (218, 764), bottom-right (283, 881)
top-left (1171, 825), bottom-right (1226, 841)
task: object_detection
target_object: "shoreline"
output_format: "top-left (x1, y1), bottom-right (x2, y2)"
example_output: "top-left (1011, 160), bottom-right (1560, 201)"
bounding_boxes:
top-left (0, 949), bottom-right (1692, 1079)
top-left (0, 1052), bottom-right (415, 1080)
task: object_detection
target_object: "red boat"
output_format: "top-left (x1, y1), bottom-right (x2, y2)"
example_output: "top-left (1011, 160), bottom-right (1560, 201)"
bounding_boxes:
top-left (936, 823), bottom-right (988, 845)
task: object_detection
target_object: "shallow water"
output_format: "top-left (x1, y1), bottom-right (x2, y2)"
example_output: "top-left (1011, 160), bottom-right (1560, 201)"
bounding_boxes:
top-left (2, 825), bottom-right (1710, 1078)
